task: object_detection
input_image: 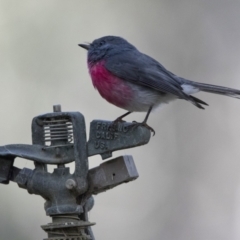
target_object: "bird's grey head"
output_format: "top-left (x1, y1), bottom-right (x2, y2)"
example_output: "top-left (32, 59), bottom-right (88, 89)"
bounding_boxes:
top-left (79, 36), bottom-right (136, 64)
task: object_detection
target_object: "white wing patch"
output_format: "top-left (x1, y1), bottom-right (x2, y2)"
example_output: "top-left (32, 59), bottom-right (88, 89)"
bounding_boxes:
top-left (181, 84), bottom-right (199, 95)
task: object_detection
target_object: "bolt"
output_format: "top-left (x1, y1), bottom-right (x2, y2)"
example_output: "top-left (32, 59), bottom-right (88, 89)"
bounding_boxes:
top-left (65, 179), bottom-right (77, 190)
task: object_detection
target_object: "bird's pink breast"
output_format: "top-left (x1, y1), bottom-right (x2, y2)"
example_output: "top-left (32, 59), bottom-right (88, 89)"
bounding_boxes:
top-left (88, 61), bottom-right (133, 109)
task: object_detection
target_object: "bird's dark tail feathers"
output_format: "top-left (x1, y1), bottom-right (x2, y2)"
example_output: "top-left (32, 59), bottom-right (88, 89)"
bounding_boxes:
top-left (189, 81), bottom-right (240, 99)
top-left (183, 80), bottom-right (240, 109)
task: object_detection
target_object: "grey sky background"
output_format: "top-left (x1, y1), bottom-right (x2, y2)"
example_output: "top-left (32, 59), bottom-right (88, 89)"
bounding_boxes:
top-left (1, 1), bottom-right (240, 240)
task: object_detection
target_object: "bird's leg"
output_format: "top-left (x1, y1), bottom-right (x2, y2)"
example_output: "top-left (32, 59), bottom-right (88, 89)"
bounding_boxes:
top-left (132, 106), bottom-right (155, 136)
top-left (113, 111), bottom-right (132, 123)
top-left (142, 106), bottom-right (152, 124)
top-left (110, 111), bottom-right (132, 130)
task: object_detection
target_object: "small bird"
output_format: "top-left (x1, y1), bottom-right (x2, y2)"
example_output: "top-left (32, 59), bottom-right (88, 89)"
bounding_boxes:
top-left (79, 36), bottom-right (240, 134)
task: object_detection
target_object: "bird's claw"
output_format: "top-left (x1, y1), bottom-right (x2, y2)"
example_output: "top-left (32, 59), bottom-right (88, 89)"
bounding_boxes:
top-left (131, 121), bottom-right (155, 136)
top-left (110, 117), bottom-right (126, 130)
top-left (111, 117), bottom-right (126, 126)
top-left (113, 117), bottom-right (126, 124)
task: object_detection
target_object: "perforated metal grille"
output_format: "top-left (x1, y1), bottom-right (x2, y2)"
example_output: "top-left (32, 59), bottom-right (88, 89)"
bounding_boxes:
top-left (43, 118), bottom-right (73, 145)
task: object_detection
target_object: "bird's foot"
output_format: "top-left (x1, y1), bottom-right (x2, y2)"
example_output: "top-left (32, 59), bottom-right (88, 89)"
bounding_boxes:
top-left (110, 117), bottom-right (125, 130)
top-left (109, 117), bottom-right (126, 131)
top-left (110, 111), bottom-right (132, 128)
top-left (132, 121), bottom-right (155, 136)
top-left (113, 116), bottom-right (126, 124)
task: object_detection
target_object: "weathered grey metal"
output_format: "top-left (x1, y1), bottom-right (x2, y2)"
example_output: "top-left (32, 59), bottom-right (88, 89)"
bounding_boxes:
top-left (87, 155), bottom-right (138, 195)
top-left (0, 156), bottom-right (14, 184)
top-left (88, 120), bottom-right (151, 159)
top-left (0, 105), bottom-right (151, 239)
top-left (0, 144), bottom-right (74, 164)
top-left (10, 155), bottom-right (139, 215)
top-left (0, 120), bottom-right (151, 166)
top-left (41, 214), bottom-right (95, 240)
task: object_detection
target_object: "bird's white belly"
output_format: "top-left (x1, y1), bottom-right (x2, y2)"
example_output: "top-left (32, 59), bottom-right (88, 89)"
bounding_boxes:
top-left (123, 81), bottom-right (177, 112)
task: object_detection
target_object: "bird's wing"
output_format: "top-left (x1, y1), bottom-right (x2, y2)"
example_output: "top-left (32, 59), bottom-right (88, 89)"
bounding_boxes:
top-left (105, 50), bottom-right (186, 99)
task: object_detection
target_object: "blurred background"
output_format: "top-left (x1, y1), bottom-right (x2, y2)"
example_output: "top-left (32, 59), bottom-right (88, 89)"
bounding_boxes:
top-left (0, 1), bottom-right (240, 239)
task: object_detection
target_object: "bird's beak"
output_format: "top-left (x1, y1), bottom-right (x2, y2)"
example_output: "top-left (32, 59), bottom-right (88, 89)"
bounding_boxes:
top-left (78, 43), bottom-right (90, 50)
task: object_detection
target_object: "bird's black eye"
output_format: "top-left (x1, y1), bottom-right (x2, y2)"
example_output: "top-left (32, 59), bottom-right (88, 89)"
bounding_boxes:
top-left (99, 41), bottom-right (105, 46)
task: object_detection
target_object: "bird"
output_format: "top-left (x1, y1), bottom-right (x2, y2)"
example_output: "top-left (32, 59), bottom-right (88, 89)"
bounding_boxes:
top-left (79, 36), bottom-right (240, 135)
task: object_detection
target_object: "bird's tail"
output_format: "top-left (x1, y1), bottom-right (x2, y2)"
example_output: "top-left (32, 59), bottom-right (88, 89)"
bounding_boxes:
top-left (184, 79), bottom-right (240, 99)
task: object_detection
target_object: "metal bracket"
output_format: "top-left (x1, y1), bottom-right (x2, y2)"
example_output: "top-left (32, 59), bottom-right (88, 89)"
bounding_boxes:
top-left (88, 120), bottom-right (151, 159)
